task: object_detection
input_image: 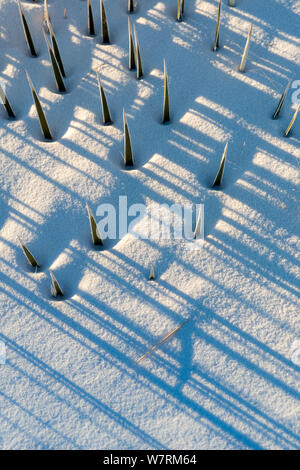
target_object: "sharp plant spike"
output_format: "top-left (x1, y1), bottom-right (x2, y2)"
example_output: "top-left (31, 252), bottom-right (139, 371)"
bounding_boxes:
top-left (17, 237), bottom-right (40, 268)
top-left (50, 270), bottom-right (64, 297)
top-left (162, 59), bottom-right (170, 123)
top-left (273, 79), bottom-right (292, 119)
top-left (239, 24), bottom-right (253, 73)
top-left (100, 0), bottom-right (110, 44)
top-left (133, 25), bottom-right (143, 79)
top-left (42, 28), bottom-right (66, 92)
top-left (17, 0), bottom-right (37, 56)
top-left (44, 0), bottom-right (50, 24)
top-left (128, 19), bottom-right (136, 70)
top-left (0, 84), bottom-right (15, 118)
top-left (213, 0), bottom-right (221, 51)
top-left (194, 204), bottom-right (204, 240)
top-left (181, 0), bottom-right (185, 14)
top-left (123, 108), bottom-right (134, 166)
top-left (137, 319), bottom-right (190, 363)
top-left (285, 103), bottom-right (300, 137)
top-left (213, 142), bottom-right (228, 187)
top-left (97, 72), bottom-right (112, 124)
top-left (87, 0), bottom-right (95, 36)
top-left (128, 0), bottom-right (134, 13)
top-left (86, 203), bottom-right (103, 245)
top-left (177, 0), bottom-right (182, 22)
top-left (47, 20), bottom-right (66, 78)
top-left (149, 263), bottom-right (155, 280)
top-left (25, 70), bottom-right (53, 140)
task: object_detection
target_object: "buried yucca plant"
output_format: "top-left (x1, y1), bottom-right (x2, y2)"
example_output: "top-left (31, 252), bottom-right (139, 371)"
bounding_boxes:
top-left (213, 0), bottom-right (222, 51)
top-left (47, 20), bottom-right (66, 78)
top-left (0, 84), bottom-right (15, 118)
top-left (17, 0), bottom-right (37, 56)
top-left (100, 0), bottom-right (110, 44)
top-left (86, 203), bottom-right (103, 246)
top-left (17, 237), bottom-right (40, 268)
top-left (285, 103), bottom-right (300, 137)
top-left (97, 71), bottom-right (112, 124)
top-left (133, 25), bottom-right (143, 79)
top-left (162, 59), bottom-right (170, 123)
top-left (213, 142), bottom-right (228, 187)
top-left (137, 319), bottom-right (190, 363)
top-left (128, 0), bottom-right (134, 13)
top-left (43, 28), bottom-right (66, 92)
top-left (87, 0), bottom-right (96, 36)
top-left (25, 70), bottom-right (53, 140)
top-left (128, 19), bottom-right (136, 70)
top-left (50, 270), bottom-right (64, 297)
top-left (239, 24), bottom-right (253, 73)
top-left (273, 79), bottom-right (292, 119)
top-left (123, 108), bottom-right (134, 166)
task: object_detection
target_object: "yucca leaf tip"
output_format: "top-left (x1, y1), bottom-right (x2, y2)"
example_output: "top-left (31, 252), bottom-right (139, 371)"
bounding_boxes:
top-left (123, 108), bottom-right (134, 166)
top-left (273, 79), bottom-right (291, 119)
top-left (97, 71), bottom-right (112, 125)
top-left (128, 19), bottom-right (136, 70)
top-left (239, 24), bottom-right (253, 73)
top-left (213, 142), bottom-right (228, 187)
top-left (213, 0), bottom-right (221, 51)
top-left (133, 24), bottom-right (143, 79)
top-left (88, 0), bottom-right (96, 36)
top-left (25, 70), bottom-right (53, 140)
top-left (86, 203), bottom-right (103, 245)
top-left (162, 59), bottom-right (170, 123)
top-left (50, 270), bottom-right (64, 297)
top-left (47, 20), bottom-right (66, 78)
top-left (18, 237), bottom-right (40, 268)
top-left (17, 0), bottom-right (37, 56)
top-left (0, 84), bottom-right (15, 118)
top-left (42, 28), bottom-right (66, 93)
top-left (285, 103), bottom-right (300, 137)
top-left (100, 0), bottom-right (110, 44)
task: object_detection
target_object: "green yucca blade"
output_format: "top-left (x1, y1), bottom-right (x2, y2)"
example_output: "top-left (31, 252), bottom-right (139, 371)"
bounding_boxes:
top-left (177, 0), bottom-right (182, 21)
top-left (97, 72), bottom-right (112, 124)
top-left (88, 0), bottom-right (95, 36)
top-left (43, 29), bottom-right (66, 92)
top-left (162, 59), bottom-right (170, 123)
top-left (133, 25), bottom-right (143, 79)
top-left (128, 0), bottom-right (134, 13)
top-left (100, 0), bottom-right (110, 44)
top-left (0, 85), bottom-right (15, 118)
top-left (18, 237), bottom-right (40, 267)
top-left (239, 24), bottom-right (253, 72)
top-left (213, 142), bottom-right (228, 186)
top-left (123, 109), bottom-right (134, 166)
top-left (25, 70), bottom-right (53, 140)
top-left (47, 20), bottom-right (66, 78)
top-left (50, 270), bottom-right (64, 297)
top-left (285, 103), bottom-right (300, 137)
top-left (86, 203), bottom-right (103, 245)
top-left (17, 0), bottom-right (37, 56)
top-left (273, 79), bottom-right (292, 119)
top-left (137, 319), bottom-right (190, 363)
top-left (213, 0), bottom-right (221, 51)
top-left (128, 19), bottom-right (136, 70)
